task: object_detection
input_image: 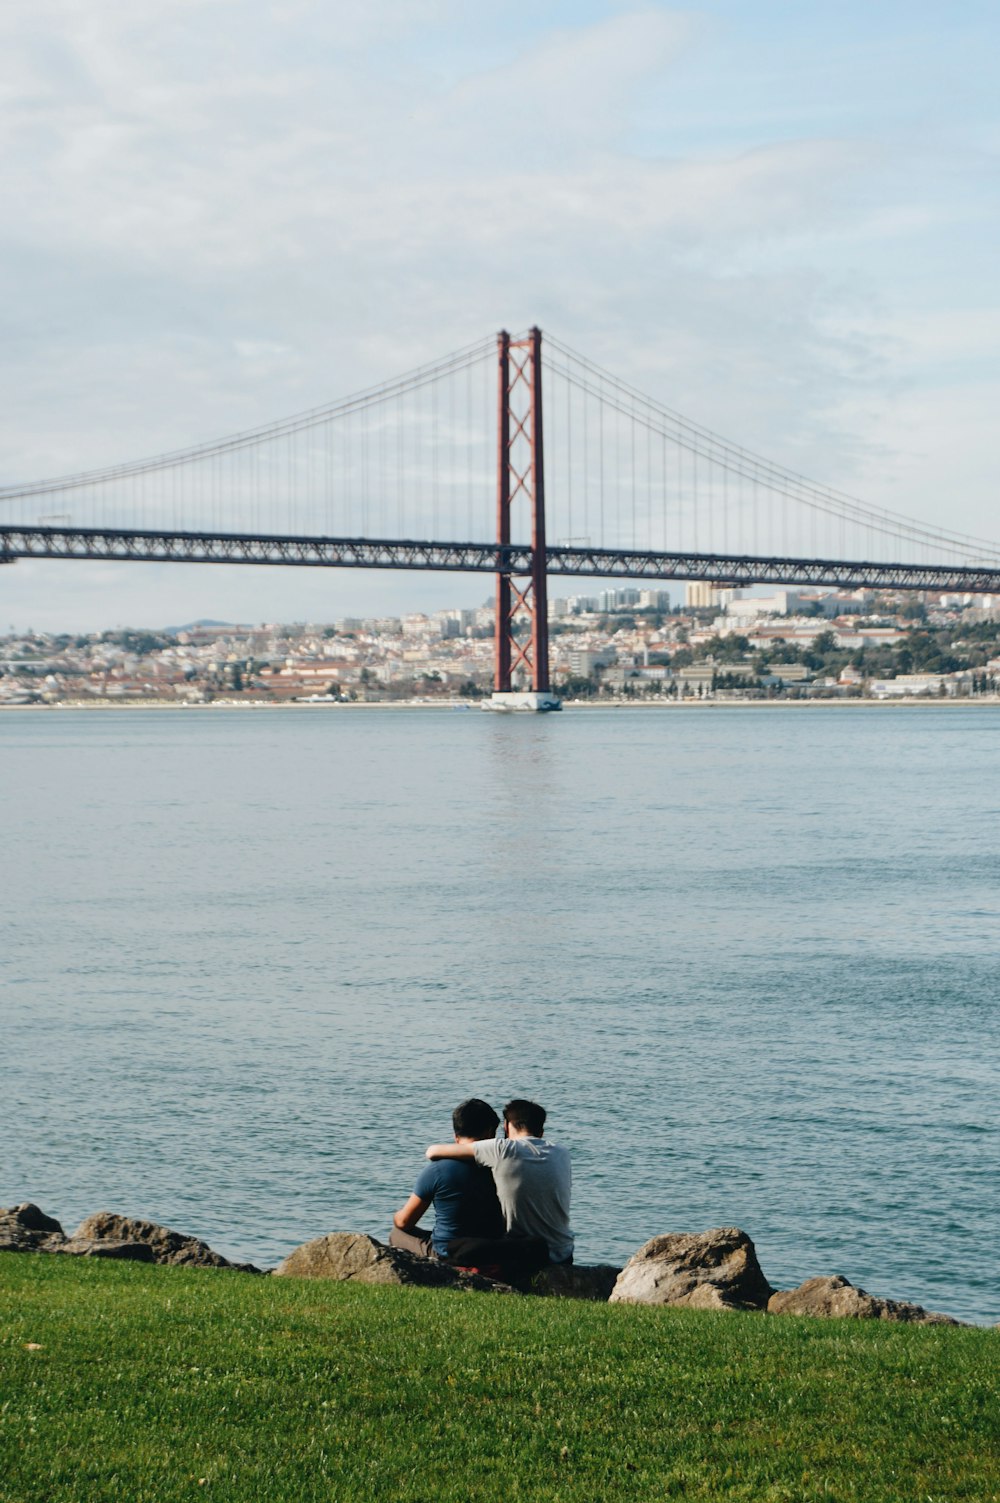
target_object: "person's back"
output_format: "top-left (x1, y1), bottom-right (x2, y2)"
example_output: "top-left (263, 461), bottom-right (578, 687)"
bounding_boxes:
top-left (472, 1100), bottom-right (574, 1265)
top-left (410, 1156), bottom-right (504, 1255)
top-left (392, 1097), bottom-right (504, 1260)
top-left (473, 1132), bottom-right (573, 1264)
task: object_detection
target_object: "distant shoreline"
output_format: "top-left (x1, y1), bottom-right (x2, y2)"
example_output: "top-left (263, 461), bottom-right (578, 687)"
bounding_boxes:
top-left (4, 696), bottom-right (1000, 712)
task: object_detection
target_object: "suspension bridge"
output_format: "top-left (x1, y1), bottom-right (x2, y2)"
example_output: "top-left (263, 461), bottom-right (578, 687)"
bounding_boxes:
top-left (3, 327), bottom-right (1000, 705)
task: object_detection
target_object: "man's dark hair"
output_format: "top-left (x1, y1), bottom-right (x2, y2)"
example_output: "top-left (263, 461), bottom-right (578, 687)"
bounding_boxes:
top-left (503, 1099), bottom-right (547, 1137)
top-left (452, 1098), bottom-right (500, 1140)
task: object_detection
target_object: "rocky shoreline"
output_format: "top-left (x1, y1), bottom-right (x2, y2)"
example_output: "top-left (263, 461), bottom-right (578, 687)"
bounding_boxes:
top-left (2, 1202), bottom-right (972, 1327)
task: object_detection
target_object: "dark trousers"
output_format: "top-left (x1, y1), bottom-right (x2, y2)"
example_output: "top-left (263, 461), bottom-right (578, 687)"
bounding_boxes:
top-left (389, 1226), bottom-right (437, 1259)
top-left (389, 1227), bottom-right (553, 1283)
top-left (447, 1234), bottom-right (550, 1281)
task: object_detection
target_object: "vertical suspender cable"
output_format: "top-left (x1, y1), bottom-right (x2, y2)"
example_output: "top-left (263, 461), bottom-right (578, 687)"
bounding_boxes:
top-left (648, 421), bottom-right (656, 553)
top-left (397, 388), bottom-right (403, 540)
top-left (566, 364), bottom-right (572, 548)
top-left (361, 404), bottom-right (368, 537)
top-left (582, 368), bottom-right (589, 548)
top-left (599, 375), bottom-right (605, 551)
top-left (379, 393), bottom-right (386, 539)
top-left (723, 458), bottom-right (728, 555)
top-left (431, 375), bottom-right (438, 542)
top-left (631, 413), bottom-right (636, 550)
top-left (752, 474), bottom-right (758, 559)
top-left (325, 417), bottom-right (331, 531)
top-left (466, 358), bottom-right (472, 542)
top-left (346, 409), bottom-right (352, 537)
top-left (662, 429), bottom-right (667, 554)
top-left (675, 438), bottom-right (681, 556)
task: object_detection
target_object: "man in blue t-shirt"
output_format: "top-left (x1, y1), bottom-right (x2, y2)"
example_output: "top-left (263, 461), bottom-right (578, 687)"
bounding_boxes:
top-left (390, 1098), bottom-right (505, 1260)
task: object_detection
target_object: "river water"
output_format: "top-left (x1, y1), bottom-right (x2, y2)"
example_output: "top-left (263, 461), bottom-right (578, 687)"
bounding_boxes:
top-left (3, 704), bottom-right (997, 1323)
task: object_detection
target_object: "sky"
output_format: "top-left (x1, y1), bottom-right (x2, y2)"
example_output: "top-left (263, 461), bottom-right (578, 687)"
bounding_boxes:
top-left (1, 0), bottom-right (998, 632)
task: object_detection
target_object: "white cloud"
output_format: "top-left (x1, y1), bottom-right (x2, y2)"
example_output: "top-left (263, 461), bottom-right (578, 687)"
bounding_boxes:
top-left (427, 9), bottom-right (694, 161)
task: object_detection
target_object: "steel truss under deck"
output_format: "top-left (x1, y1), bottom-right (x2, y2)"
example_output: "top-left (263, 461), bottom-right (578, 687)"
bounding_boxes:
top-left (4, 524), bottom-right (1000, 594)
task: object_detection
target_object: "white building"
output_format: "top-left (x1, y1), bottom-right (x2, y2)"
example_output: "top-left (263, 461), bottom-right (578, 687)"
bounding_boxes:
top-left (870, 674), bottom-right (945, 698)
top-left (725, 590), bottom-right (802, 619)
top-left (568, 648), bottom-right (614, 676)
top-left (685, 582), bottom-right (742, 609)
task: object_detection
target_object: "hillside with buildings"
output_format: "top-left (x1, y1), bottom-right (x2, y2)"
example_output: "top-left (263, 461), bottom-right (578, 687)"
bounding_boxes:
top-left (4, 584), bottom-right (1000, 705)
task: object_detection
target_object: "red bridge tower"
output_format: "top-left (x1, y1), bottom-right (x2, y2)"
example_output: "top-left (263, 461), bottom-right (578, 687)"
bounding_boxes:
top-left (490, 328), bottom-right (560, 710)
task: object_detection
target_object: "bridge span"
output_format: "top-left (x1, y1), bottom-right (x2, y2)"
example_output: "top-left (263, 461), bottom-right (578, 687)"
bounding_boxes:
top-left (4, 326), bottom-right (1000, 695)
top-left (5, 523), bottom-right (1000, 598)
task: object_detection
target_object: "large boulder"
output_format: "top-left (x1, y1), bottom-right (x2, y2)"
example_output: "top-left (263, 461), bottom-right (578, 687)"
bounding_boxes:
top-left (768, 1276), bottom-right (960, 1325)
top-left (609, 1228), bottom-right (773, 1311)
top-left (72, 1212), bottom-right (260, 1272)
top-left (273, 1232), bottom-right (506, 1292)
top-left (0, 1204), bottom-right (65, 1253)
top-left (531, 1263), bottom-right (622, 1301)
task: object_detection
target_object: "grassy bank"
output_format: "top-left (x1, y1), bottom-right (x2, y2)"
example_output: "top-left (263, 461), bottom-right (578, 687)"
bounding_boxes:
top-left (1, 1257), bottom-right (997, 1502)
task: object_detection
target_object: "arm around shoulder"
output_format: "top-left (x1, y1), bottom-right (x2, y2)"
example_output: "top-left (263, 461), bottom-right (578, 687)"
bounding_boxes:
top-left (424, 1141), bottom-right (478, 1161)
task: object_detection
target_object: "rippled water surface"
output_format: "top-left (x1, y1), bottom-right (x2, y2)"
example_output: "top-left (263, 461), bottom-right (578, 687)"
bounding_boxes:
top-left (3, 704), bottom-right (998, 1323)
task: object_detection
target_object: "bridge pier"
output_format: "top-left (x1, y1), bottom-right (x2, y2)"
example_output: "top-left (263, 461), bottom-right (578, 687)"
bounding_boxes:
top-left (490, 327), bottom-right (555, 708)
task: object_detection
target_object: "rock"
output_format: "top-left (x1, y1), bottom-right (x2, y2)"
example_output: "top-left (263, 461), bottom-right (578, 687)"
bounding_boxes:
top-left (5, 1203), bottom-right (63, 1235)
top-left (57, 1238), bottom-right (155, 1262)
top-left (767, 1276), bottom-right (960, 1325)
top-left (274, 1233), bottom-right (402, 1284)
top-left (273, 1232), bottom-right (507, 1292)
top-left (609, 1228), bottom-right (773, 1311)
top-left (72, 1212), bottom-right (260, 1272)
top-left (531, 1264), bottom-right (622, 1301)
top-left (0, 1203), bottom-right (66, 1253)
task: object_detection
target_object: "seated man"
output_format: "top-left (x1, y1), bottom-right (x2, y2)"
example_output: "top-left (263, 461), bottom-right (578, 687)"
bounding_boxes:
top-left (390, 1097), bottom-right (505, 1260)
top-left (425, 1097), bottom-right (574, 1266)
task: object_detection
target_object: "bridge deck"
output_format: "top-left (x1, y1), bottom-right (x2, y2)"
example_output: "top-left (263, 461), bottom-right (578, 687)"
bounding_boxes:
top-left (4, 524), bottom-right (1000, 594)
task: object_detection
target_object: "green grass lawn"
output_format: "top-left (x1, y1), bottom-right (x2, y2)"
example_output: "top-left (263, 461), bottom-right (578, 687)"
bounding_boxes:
top-left (1, 1256), bottom-right (997, 1502)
